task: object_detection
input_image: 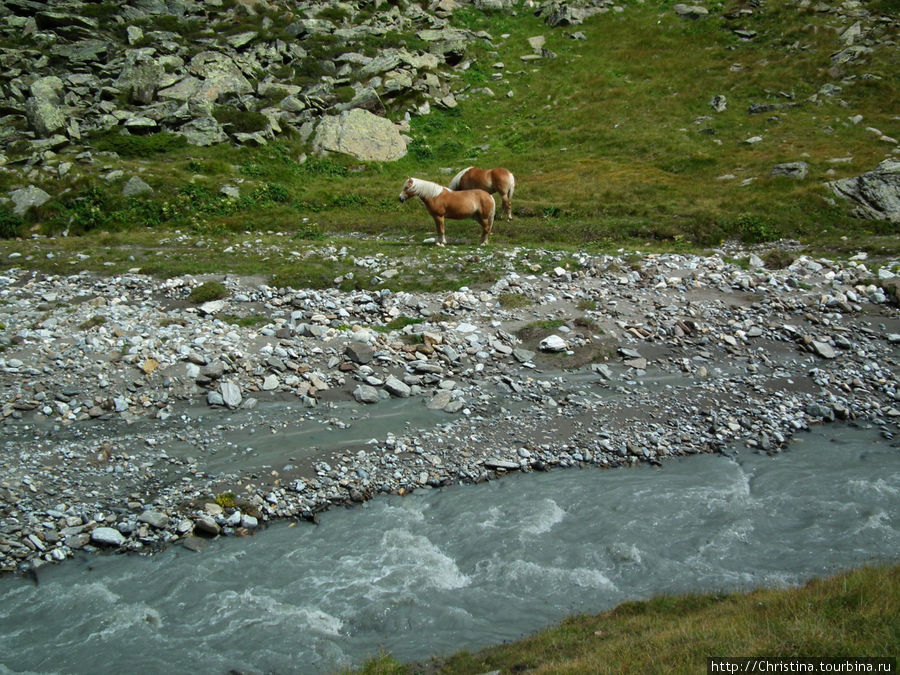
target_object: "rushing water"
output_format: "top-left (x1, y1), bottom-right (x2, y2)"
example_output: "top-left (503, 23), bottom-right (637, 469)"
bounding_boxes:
top-left (1, 424), bottom-right (898, 675)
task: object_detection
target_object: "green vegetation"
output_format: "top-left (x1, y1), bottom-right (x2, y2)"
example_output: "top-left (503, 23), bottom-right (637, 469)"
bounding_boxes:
top-left (188, 281), bottom-right (228, 304)
top-left (77, 315), bottom-right (106, 330)
top-left (221, 314), bottom-right (267, 328)
top-left (376, 316), bottom-right (426, 333)
top-left (346, 564), bottom-right (898, 674)
top-left (1, 0), bottom-right (897, 289)
top-left (498, 293), bottom-right (532, 309)
top-left (213, 492), bottom-right (236, 509)
top-left (88, 130), bottom-right (189, 158)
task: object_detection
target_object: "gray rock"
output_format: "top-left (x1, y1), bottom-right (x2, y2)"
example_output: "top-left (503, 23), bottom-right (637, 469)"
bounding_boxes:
top-left (122, 176), bottom-right (154, 197)
top-left (193, 516), bottom-right (220, 536)
top-left (709, 95), bottom-right (727, 112)
top-left (188, 51), bottom-right (254, 102)
top-left (312, 109), bottom-right (407, 162)
top-left (90, 527), bottom-right (125, 546)
top-left (811, 340), bottom-right (837, 359)
top-left (674, 4), bottom-right (709, 19)
top-left (384, 375), bottom-right (412, 398)
top-left (199, 299), bottom-right (226, 315)
top-left (51, 39), bottom-right (109, 63)
top-left (513, 347), bottom-right (536, 363)
top-left (181, 116), bottom-right (229, 147)
top-left (539, 335), bottom-right (567, 352)
top-left (353, 384), bottom-right (380, 404)
top-left (345, 342), bottom-right (374, 365)
top-left (137, 510), bottom-right (169, 529)
top-left (771, 162), bottom-right (809, 180)
top-left (828, 159), bottom-right (900, 223)
top-left (25, 76), bottom-right (67, 137)
top-left (427, 390), bottom-right (453, 410)
top-left (220, 381), bottom-right (242, 409)
top-left (10, 185), bottom-right (51, 217)
top-left (115, 57), bottom-right (164, 105)
top-left (484, 458), bottom-right (519, 470)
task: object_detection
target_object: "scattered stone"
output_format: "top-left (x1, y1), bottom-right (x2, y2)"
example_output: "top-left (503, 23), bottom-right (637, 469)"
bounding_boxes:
top-left (90, 527), bottom-right (125, 546)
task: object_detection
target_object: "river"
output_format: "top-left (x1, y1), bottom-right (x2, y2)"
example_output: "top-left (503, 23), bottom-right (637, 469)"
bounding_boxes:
top-left (1, 423), bottom-right (897, 674)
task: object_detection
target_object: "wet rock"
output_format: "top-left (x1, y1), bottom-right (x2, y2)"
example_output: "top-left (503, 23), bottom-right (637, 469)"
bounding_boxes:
top-left (90, 527), bottom-right (125, 547)
top-left (345, 342), bottom-right (375, 365)
top-left (353, 384), bottom-right (380, 404)
top-left (194, 517), bottom-right (220, 536)
top-left (137, 511), bottom-right (169, 529)
top-left (384, 376), bottom-right (412, 398)
top-left (221, 382), bottom-right (243, 409)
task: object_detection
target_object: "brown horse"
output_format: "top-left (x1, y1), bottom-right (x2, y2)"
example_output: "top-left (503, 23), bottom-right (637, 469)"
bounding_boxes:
top-left (448, 166), bottom-right (515, 221)
top-left (399, 177), bottom-right (495, 246)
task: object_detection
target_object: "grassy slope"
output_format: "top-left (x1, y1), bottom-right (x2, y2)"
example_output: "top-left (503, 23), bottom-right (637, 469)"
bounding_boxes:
top-left (2, 0), bottom-right (898, 281)
top-left (349, 564), bottom-right (899, 674)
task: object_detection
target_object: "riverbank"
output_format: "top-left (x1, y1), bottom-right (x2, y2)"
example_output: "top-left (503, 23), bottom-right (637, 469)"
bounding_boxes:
top-left (399, 564), bottom-right (899, 675)
top-left (1, 242), bottom-right (899, 574)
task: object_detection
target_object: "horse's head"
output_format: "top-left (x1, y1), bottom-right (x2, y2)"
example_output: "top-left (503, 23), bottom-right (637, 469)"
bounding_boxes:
top-left (398, 177), bottom-right (414, 202)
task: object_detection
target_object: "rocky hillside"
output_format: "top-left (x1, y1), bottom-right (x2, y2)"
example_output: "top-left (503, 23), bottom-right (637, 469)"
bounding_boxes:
top-left (0, 0), bottom-right (599, 167)
top-left (0, 0), bottom-right (898, 229)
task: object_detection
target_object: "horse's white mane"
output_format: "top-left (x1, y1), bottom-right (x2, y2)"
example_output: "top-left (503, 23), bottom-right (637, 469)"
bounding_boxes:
top-left (407, 177), bottom-right (447, 199)
top-left (447, 167), bottom-right (474, 190)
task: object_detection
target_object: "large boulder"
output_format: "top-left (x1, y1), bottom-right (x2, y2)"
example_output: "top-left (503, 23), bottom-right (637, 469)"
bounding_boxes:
top-left (180, 116), bottom-right (228, 146)
top-left (10, 185), bottom-right (52, 216)
top-left (828, 159), bottom-right (900, 223)
top-left (116, 54), bottom-right (166, 105)
top-left (25, 76), bottom-right (66, 138)
top-left (312, 109), bottom-right (407, 162)
top-left (187, 51), bottom-right (254, 102)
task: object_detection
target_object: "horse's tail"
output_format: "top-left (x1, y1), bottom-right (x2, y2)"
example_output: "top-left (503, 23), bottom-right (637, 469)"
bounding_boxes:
top-left (487, 195), bottom-right (496, 227)
top-left (448, 167), bottom-right (473, 191)
top-left (506, 172), bottom-right (515, 199)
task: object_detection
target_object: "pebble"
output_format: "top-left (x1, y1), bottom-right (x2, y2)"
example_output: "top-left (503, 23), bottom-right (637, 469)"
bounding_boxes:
top-left (1, 243), bottom-right (898, 574)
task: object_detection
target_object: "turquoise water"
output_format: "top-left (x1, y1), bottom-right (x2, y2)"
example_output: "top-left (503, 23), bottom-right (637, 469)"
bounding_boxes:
top-left (1, 424), bottom-right (897, 674)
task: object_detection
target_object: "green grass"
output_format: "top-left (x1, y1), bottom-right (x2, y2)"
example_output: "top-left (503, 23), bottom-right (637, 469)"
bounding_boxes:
top-left (1, 0), bottom-right (897, 286)
top-left (345, 564), bottom-right (899, 674)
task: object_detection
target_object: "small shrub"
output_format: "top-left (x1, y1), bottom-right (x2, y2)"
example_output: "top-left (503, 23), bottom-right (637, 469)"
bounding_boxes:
top-left (377, 316), bottom-right (425, 332)
top-left (250, 183), bottom-right (290, 204)
top-left (293, 221), bottom-right (324, 240)
top-left (334, 86), bottom-right (356, 103)
top-left (498, 292), bottom-right (532, 309)
top-left (78, 316), bottom-right (106, 330)
top-left (188, 281), bottom-right (228, 304)
top-left (221, 314), bottom-right (267, 327)
top-left (761, 249), bottom-right (796, 269)
top-left (298, 157), bottom-right (348, 178)
top-left (735, 214), bottom-right (781, 244)
top-left (91, 130), bottom-right (188, 158)
top-left (213, 107), bottom-right (269, 134)
top-left (214, 492), bottom-right (236, 509)
top-left (543, 206), bottom-right (562, 219)
top-left (0, 208), bottom-right (24, 239)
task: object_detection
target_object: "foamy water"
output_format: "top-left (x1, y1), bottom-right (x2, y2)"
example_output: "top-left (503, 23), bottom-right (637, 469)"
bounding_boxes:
top-left (1, 425), bottom-right (897, 674)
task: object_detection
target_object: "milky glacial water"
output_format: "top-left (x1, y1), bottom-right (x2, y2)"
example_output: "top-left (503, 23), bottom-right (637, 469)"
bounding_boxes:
top-left (1, 425), bottom-right (897, 675)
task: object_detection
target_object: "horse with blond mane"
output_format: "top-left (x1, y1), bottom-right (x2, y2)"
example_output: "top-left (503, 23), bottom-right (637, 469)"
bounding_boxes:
top-left (448, 166), bottom-right (515, 221)
top-left (398, 177), bottom-right (495, 246)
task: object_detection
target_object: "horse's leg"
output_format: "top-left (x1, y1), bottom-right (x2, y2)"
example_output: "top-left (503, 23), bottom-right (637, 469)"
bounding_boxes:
top-left (501, 192), bottom-right (512, 221)
top-left (478, 212), bottom-right (491, 246)
top-left (432, 215), bottom-right (446, 246)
